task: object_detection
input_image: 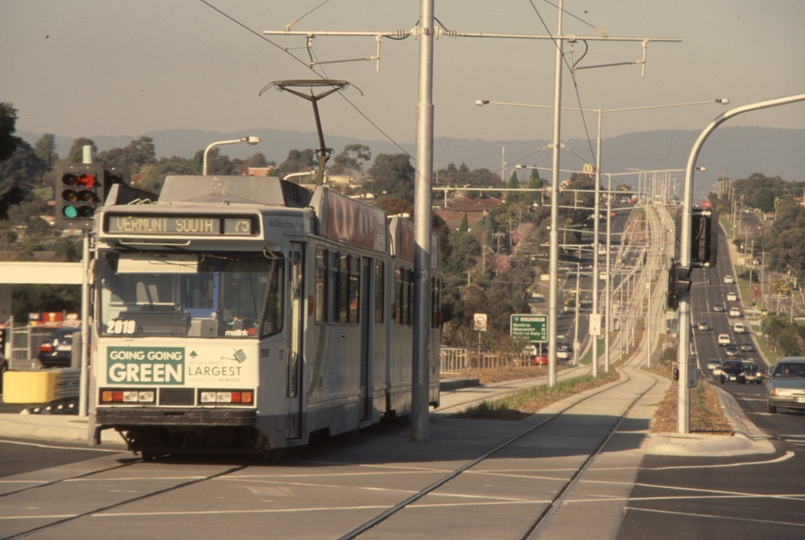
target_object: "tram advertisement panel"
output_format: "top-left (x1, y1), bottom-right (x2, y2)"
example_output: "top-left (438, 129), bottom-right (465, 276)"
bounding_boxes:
top-left (100, 342), bottom-right (257, 387)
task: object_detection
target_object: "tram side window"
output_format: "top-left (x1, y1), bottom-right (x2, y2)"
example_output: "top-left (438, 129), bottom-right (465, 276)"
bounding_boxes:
top-left (328, 250), bottom-right (338, 323)
top-left (395, 266), bottom-right (403, 326)
top-left (401, 268), bottom-right (410, 327)
top-left (375, 261), bottom-right (384, 324)
top-left (431, 277), bottom-right (441, 328)
top-left (315, 248), bottom-right (327, 323)
top-left (349, 254), bottom-right (360, 324)
top-left (339, 253), bottom-right (349, 324)
top-left (260, 261), bottom-right (285, 337)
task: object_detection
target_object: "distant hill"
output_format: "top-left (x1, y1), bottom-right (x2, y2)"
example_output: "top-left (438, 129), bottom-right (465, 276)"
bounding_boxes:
top-left (18, 126), bottom-right (803, 197)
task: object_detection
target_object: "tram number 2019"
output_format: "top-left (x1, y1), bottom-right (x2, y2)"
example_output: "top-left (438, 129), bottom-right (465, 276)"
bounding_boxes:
top-left (107, 319), bottom-right (137, 335)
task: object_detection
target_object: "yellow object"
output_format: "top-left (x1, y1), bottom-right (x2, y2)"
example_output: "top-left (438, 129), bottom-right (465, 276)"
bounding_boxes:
top-left (2, 371), bottom-right (59, 403)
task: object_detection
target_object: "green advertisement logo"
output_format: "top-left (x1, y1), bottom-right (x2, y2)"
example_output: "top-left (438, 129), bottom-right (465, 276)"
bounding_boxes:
top-left (107, 347), bottom-right (184, 385)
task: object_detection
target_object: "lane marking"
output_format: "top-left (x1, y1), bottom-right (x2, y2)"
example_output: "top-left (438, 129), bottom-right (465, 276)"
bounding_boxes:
top-left (625, 506), bottom-right (805, 528)
top-left (0, 438), bottom-right (123, 453)
top-left (644, 450), bottom-right (794, 470)
top-left (93, 505), bottom-right (393, 518)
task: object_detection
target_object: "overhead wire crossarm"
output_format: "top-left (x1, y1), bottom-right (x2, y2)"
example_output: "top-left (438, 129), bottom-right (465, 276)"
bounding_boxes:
top-left (263, 28), bottom-right (680, 73)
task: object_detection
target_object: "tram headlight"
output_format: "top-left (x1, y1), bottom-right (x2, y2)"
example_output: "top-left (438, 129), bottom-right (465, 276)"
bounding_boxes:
top-left (100, 388), bottom-right (156, 403)
top-left (199, 390), bottom-right (254, 405)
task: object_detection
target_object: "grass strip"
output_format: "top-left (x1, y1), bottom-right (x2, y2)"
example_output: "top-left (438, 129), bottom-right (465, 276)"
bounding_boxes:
top-left (454, 370), bottom-right (620, 421)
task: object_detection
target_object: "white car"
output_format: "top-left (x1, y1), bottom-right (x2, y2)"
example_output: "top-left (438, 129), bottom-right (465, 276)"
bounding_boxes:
top-left (724, 275), bottom-right (735, 284)
top-left (718, 334), bottom-right (731, 346)
top-left (734, 322), bottom-right (746, 334)
top-left (729, 307), bottom-right (741, 318)
top-left (727, 291), bottom-right (737, 302)
top-left (707, 359), bottom-right (721, 371)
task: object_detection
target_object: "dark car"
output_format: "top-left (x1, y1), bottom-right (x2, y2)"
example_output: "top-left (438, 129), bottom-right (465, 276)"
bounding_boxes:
top-left (714, 303), bottom-right (725, 312)
top-left (725, 345), bottom-right (740, 358)
top-left (721, 360), bottom-right (746, 384)
top-left (743, 362), bottom-right (762, 384)
top-left (0, 353), bottom-right (7, 391)
top-left (37, 327), bottom-right (78, 368)
top-left (740, 342), bottom-right (754, 352)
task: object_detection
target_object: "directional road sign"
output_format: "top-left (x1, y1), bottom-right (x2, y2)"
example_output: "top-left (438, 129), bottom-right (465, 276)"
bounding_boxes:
top-left (510, 314), bottom-right (548, 342)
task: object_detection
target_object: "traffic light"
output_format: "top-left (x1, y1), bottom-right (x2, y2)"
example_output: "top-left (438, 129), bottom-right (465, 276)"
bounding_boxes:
top-left (55, 163), bottom-right (104, 230)
top-left (690, 209), bottom-right (718, 268)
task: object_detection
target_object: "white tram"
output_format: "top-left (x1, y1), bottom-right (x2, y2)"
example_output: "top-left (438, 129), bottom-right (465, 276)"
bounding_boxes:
top-left (89, 175), bottom-right (441, 455)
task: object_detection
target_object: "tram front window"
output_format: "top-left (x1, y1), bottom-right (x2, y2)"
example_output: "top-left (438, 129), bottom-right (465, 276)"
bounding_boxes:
top-left (99, 251), bottom-right (283, 338)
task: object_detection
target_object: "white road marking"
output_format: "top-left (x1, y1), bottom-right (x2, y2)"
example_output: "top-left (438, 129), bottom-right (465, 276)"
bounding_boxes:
top-left (644, 450), bottom-right (794, 470)
top-left (0, 438), bottom-right (122, 452)
top-left (625, 506), bottom-right (805, 528)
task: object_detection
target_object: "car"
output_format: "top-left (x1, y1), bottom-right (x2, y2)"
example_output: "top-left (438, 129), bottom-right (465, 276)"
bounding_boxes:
top-left (720, 360), bottom-right (746, 384)
top-left (726, 345), bottom-right (740, 358)
top-left (718, 334), bottom-right (731, 346)
top-left (743, 362), bottom-right (763, 384)
top-left (729, 307), bottom-right (742, 318)
top-left (734, 322), bottom-right (746, 334)
top-left (37, 327), bottom-right (78, 368)
top-left (766, 358), bottom-right (805, 413)
top-left (697, 321), bottom-right (711, 331)
top-left (724, 275), bottom-right (735, 284)
top-left (0, 352), bottom-right (7, 391)
top-left (531, 353), bottom-right (548, 366)
top-left (727, 291), bottom-right (738, 302)
top-left (714, 303), bottom-right (725, 312)
top-left (556, 342), bottom-right (572, 360)
top-left (707, 359), bottom-right (721, 371)
top-left (740, 342), bottom-right (754, 352)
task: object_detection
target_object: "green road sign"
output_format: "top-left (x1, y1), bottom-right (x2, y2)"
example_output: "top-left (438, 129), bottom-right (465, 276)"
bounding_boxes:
top-left (510, 314), bottom-right (548, 342)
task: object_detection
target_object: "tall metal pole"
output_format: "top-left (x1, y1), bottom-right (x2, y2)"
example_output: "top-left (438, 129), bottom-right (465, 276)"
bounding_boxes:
top-left (574, 262), bottom-right (580, 366)
top-left (605, 174), bottom-right (612, 372)
top-left (547, 0), bottom-right (564, 388)
top-left (591, 109), bottom-right (602, 377)
top-left (677, 93), bottom-right (805, 434)
top-left (79, 145), bottom-right (92, 417)
top-left (411, 0), bottom-right (435, 442)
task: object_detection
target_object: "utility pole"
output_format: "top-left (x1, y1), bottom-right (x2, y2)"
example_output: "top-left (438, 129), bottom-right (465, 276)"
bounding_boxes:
top-left (411, 0), bottom-right (434, 442)
top-left (546, 0), bottom-right (564, 388)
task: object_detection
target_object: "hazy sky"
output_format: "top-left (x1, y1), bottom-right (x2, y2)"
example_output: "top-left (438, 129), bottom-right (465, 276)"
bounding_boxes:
top-left (2, 1), bottom-right (804, 155)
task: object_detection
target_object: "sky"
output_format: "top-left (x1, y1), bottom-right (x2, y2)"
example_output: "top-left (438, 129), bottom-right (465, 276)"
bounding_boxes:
top-left (2, 0), bottom-right (804, 159)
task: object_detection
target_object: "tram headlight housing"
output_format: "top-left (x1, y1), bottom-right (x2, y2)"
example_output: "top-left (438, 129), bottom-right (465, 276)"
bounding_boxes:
top-left (100, 389), bottom-right (155, 404)
top-left (199, 390), bottom-right (254, 405)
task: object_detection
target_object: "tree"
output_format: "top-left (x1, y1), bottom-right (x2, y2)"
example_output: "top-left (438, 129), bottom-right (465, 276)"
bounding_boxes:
top-left (329, 144), bottom-right (371, 175)
top-left (365, 153), bottom-right (415, 203)
top-left (95, 136), bottom-right (157, 174)
top-left (506, 171), bottom-right (521, 203)
top-left (749, 187), bottom-right (775, 213)
top-left (33, 134), bottom-right (59, 169)
top-left (278, 148), bottom-right (316, 177)
top-left (458, 213), bottom-right (469, 233)
top-left (136, 157), bottom-right (194, 194)
top-left (525, 169), bottom-right (542, 205)
top-left (0, 139), bottom-right (48, 194)
top-left (376, 197), bottom-right (412, 217)
top-left (0, 102), bottom-right (19, 163)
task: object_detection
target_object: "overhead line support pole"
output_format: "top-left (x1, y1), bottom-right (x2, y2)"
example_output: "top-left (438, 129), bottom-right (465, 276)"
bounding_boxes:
top-left (411, 0), bottom-right (434, 443)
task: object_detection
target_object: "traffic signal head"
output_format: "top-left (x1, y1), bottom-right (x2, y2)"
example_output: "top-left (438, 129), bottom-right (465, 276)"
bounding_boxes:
top-left (55, 163), bottom-right (104, 230)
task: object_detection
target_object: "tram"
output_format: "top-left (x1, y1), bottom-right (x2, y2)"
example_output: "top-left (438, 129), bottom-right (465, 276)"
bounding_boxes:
top-left (89, 174), bottom-right (441, 456)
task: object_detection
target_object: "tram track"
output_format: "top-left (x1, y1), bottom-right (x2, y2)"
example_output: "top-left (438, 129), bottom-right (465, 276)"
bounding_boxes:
top-left (1, 460), bottom-right (246, 540)
top-left (337, 356), bottom-right (662, 540)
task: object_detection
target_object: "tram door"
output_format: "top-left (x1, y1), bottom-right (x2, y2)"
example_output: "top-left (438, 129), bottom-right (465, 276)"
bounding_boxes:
top-left (360, 257), bottom-right (372, 422)
top-left (287, 245), bottom-right (305, 440)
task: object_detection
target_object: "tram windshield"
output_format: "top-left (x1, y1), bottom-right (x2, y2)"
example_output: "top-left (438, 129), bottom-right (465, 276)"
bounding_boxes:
top-left (98, 251), bottom-right (284, 338)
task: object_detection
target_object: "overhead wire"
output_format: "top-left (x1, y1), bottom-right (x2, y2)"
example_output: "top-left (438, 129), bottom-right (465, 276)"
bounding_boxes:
top-left (199, 0), bottom-right (413, 161)
top-left (527, 0), bottom-right (598, 168)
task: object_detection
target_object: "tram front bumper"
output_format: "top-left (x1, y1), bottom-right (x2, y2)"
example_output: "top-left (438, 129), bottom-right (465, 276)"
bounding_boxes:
top-left (95, 407), bottom-right (257, 427)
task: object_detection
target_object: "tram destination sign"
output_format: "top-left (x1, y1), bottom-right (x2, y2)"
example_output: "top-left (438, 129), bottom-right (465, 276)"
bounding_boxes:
top-left (105, 214), bottom-right (258, 237)
top-left (510, 314), bottom-right (548, 343)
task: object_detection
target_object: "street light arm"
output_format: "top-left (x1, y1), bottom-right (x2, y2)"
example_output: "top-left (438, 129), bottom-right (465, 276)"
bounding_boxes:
top-left (203, 137), bottom-right (261, 175)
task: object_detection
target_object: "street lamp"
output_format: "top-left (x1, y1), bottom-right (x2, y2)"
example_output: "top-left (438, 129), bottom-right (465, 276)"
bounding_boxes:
top-left (477, 97), bottom-right (729, 377)
top-left (203, 136), bottom-right (261, 175)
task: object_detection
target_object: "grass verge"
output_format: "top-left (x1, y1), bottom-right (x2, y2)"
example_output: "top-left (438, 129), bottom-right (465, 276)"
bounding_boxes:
top-left (453, 369), bottom-right (620, 420)
top-left (643, 363), bottom-right (732, 434)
